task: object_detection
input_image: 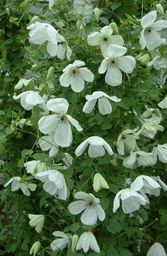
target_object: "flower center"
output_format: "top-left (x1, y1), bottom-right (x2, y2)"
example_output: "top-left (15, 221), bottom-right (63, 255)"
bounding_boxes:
top-left (58, 112), bottom-right (67, 123)
top-left (103, 37), bottom-right (108, 42)
top-left (70, 68), bottom-right (79, 77)
top-left (87, 198), bottom-right (96, 207)
top-left (108, 58), bottom-right (117, 67)
top-left (144, 26), bottom-right (152, 34)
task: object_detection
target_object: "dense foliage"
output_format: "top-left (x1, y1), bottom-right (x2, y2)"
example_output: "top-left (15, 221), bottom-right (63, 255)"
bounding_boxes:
top-left (0, 0), bottom-right (167, 255)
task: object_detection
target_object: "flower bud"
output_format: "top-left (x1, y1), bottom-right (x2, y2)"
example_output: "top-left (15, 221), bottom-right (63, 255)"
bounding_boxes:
top-left (6, 8), bottom-right (10, 16)
top-left (30, 241), bottom-right (41, 256)
top-left (71, 234), bottom-right (78, 251)
top-left (136, 53), bottom-right (150, 65)
top-left (93, 7), bottom-right (103, 22)
top-left (110, 22), bottom-right (119, 34)
top-left (29, 16), bottom-right (39, 24)
top-left (46, 66), bottom-right (55, 79)
top-left (93, 173), bottom-right (109, 192)
top-left (156, 3), bottom-right (164, 16)
top-left (76, 19), bottom-right (85, 30)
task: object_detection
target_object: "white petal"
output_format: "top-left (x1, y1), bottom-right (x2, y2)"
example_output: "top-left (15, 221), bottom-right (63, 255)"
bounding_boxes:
top-left (105, 66), bottom-right (122, 86)
top-left (79, 68), bottom-right (94, 82)
top-left (98, 58), bottom-right (109, 74)
top-left (75, 139), bottom-right (89, 156)
top-left (113, 191), bottom-right (121, 213)
top-left (158, 96), bottom-right (167, 108)
top-left (152, 20), bottom-right (167, 31)
top-left (107, 44), bottom-right (127, 58)
top-left (54, 122), bottom-right (72, 147)
top-left (38, 115), bottom-right (58, 134)
top-left (88, 144), bottom-right (105, 158)
top-left (81, 207), bottom-right (98, 225)
top-left (70, 75), bottom-right (85, 92)
top-left (117, 56), bottom-right (136, 73)
top-left (141, 10), bottom-right (157, 28)
top-left (87, 31), bottom-right (101, 46)
top-left (122, 197), bottom-right (140, 214)
top-left (98, 97), bottom-right (112, 115)
top-left (68, 201), bottom-right (87, 215)
top-left (96, 204), bottom-right (105, 221)
top-left (76, 232), bottom-right (90, 253)
top-left (67, 115), bottom-right (83, 131)
top-left (88, 232), bottom-right (100, 253)
top-left (147, 242), bottom-right (166, 256)
top-left (59, 72), bottom-right (71, 87)
top-left (47, 98), bottom-right (69, 113)
top-left (123, 153), bottom-right (136, 169)
top-left (47, 41), bottom-right (57, 57)
top-left (83, 99), bottom-right (97, 113)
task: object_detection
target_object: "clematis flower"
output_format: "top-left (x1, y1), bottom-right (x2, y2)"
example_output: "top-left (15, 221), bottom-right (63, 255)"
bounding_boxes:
top-left (38, 98), bottom-right (82, 147)
top-left (113, 188), bottom-right (147, 214)
top-left (75, 136), bottom-right (113, 158)
top-left (73, 0), bottom-right (93, 17)
top-left (158, 95), bottom-right (167, 109)
top-left (146, 242), bottom-right (167, 256)
top-left (153, 144), bottom-right (167, 163)
top-left (4, 176), bottom-right (37, 196)
top-left (130, 175), bottom-right (161, 197)
top-left (27, 22), bottom-right (58, 57)
top-left (87, 25), bottom-right (124, 57)
top-left (30, 241), bottom-right (41, 256)
top-left (38, 134), bottom-right (59, 158)
top-left (98, 44), bottom-right (136, 86)
top-left (148, 55), bottom-right (167, 70)
top-left (13, 91), bottom-right (44, 110)
top-left (93, 173), bottom-right (109, 192)
top-left (117, 128), bottom-right (139, 155)
top-left (28, 214), bottom-right (45, 233)
top-left (139, 10), bottom-right (167, 50)
top-left (51, 231), bottom-right (72, 251)
top-left (123, 151), bottom-right (155, 169)
top-left (83, 91), bottom-right (121, 115)
top-left (59, 60), bottom-right (94, 92)
top-left (76, 231), bottom-right (100, 253)
top-left (35, 170), bottom-right (68, 200)
top-left (68, 191), bottom-right (105, 225)
top-left (24, 160), bottom-right (47, 175)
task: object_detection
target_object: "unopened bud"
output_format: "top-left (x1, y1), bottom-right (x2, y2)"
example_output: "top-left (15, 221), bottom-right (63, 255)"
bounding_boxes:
top-left (110, 22), bottom-right (119, 34)
top-left (136, 53), bottom-right (150, 65)
top-left (93, 7), bottom-right (103, 22)
top-left (71, 235), bottom-right (78, 251)
top-left (29, 16), bottom-right (39, 24)
top-left (76, 19), bottom-right (85, 30)
top-left (30, 241), bottom-right (41, 255)
top-left (46, 66), bottom-right (55, 79)
top-left (6, 8), bottom-right (10, 16)
top-left (156, 3), bottom-right (164, 16)
top-left (93, 173), bottom-right (109, 192)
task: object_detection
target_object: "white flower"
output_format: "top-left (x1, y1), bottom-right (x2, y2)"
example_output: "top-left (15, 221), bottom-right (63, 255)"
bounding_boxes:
top-left (130, 175), bottom-right (161, 197)
top-left (123, 151), bottom-right (155, 169)
top-left (24, 160), bottom-right (47, 175)
top-left (13, 91), bottom-right (44, 110)
top-left (56, 33), bottom-right (72, 60)
top-left (146, 242), bottom-right (167, 256)
top-left (93, 173), bottom-right (109, 192)
top-left (28, 214), bottom-right (45, 233)
top-left (98, 44), bottom-right (136, 86)
top-left (35, 170), bottom-right (68, 200)
top-left (87, 25), bottom-right (124, 57)
top-left (117, 128), bottom-right (139, 155)
top-left (158, 96), bottom-right (167, 109)
top-left (38, 134), bottom-right (59, 158)
top-left (140, 10), bottom-right (167, 50)
top-left (83, 91), bottom-right (121, 115)
top-left (51, 231), bottom-right (72, 251)
top-left (73, 0), bottom-right (93, 17)
top-left (59, 60), bottom-right (94, 93)
top-left (68, 191), bottom-right (105, 225)
top-left (27, 22), bottom-right (58, 57)
top-left (15, 78), bottom-right (33, 90)
top-left (4, 176), bottom-right (37, 196)
top-left (76, 231), bottom-right (100, 253)
top-left (113, 188), bottom-right (147, 214)
top-left (153, 144), bottom-right (167, 163)
top-left (152, 176), bottom-right (167, 191)
top-left (38, 98), bottom-right (82, 147)
top-left (148, 55), bottom-right (167, 70)
top-left (30, 241), bottom-right (41, 256)
top-left (75, 136), bottom-right (113, 158)
top-left (137, 120), bottom-right (164, 139)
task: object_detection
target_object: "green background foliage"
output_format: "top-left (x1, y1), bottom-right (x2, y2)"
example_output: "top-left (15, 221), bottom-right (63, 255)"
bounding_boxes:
top-left (0, 0), bottom-right (167, 255)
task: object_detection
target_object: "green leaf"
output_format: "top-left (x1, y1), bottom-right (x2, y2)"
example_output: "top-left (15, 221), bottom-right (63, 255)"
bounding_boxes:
top-left (0, 132), bottom-right (6, 141)
top-left (107, 219), bottom-right (122, 234)
top-left (64, 223), bottom-right (80, 232)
